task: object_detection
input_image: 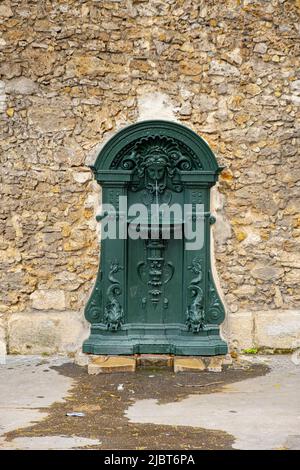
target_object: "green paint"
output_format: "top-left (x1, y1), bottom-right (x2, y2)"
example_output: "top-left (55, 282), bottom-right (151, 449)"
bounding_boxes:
top-left (83, 120), bottom-right (227, 356)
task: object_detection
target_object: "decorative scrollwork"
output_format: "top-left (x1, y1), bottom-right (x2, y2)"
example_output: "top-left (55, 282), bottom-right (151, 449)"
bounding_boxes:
top-left (186, 285), bottom-right (205, 333)
top-left (186, 257), bottom-right (205, 332)
top-left (104, 260), bottom-right (124, 331)
top-left (188, 257), bottom-right (203, 284)
top-left (84, 270), bottom-right (102, 323)
top-left (137, 239), bottom-right (174, 307)
top-left (89, 296), bottom-right (101, 321)
top-left (108, 259), bottom-right (123, 284)
top-left (125, 136), bottom-right (186, 194)
top-left (206, 270), bottom-right (225, 324)
top-left (111, 135), bottom-right (201, 197)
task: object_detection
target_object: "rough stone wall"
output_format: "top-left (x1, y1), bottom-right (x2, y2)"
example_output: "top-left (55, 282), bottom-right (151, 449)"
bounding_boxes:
top-left (0, 0), bottom-right (299, 354)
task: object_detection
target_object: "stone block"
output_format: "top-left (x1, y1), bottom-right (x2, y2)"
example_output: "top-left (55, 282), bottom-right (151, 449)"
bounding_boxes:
top-left (228, 311), bottom-right (254, 350)
top-left (193, 94), bottom-right (218, 112)
top-left (6, 77), bottom-right (38, 95)
top-left (254, 42), bottom-right (268, 54)
top-left (30, 289), bottom-right (66, 311)
top-left (136, 354), bottom-right (173, 368)
top-left (88, 356), bottom-right (136, 375)
top-left (254, 310), bottom-right (300, 350)
top-left (8, 311), bottom-right (89, 354)
top-left (285, 269), bottom-right (300, 285)
top-left (28, 107), bottom-right (75, 133)
top-left (209, 59), bottom-right (240, 77)
top-left (174, 357), bottom-right (206, 373)
top-left (207, 356), bottom-right (224, 372)
top-left (66, 55), bottom-right (106, 78)
top-left (0, 4), bottom-right (13, 17)
top-left (233, 285), bottom-right (256, 297)
top-left (251, 265), bottom-right (284, 281)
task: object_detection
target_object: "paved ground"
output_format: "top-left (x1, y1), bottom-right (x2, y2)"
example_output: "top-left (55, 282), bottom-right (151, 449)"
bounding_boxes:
top-left (0, 355), bottom-right (299, 450)
top-left (0, 356), bottom-right (100, 450)
top-left (126, 356), bottom-right (300, 450)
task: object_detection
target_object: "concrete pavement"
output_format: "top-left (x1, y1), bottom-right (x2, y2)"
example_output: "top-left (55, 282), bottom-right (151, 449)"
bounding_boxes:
top-left (0, 354), bottom-right (299, 450)
top-left (126, 356), bottom-right (300, 450)
top-left (0, 355), bottom-right (101, 449)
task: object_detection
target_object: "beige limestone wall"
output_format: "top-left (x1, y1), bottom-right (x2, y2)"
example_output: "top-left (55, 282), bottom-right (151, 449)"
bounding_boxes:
top-left (0, 0), bottom-right (299, 354)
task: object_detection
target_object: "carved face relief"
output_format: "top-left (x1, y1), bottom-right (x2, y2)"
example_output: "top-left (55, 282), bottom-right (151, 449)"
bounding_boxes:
top-left (146, 160), bottom-right (165, 183)
top-left (144, 153), bottom-right (168, 193)
top-left (118, 135), bottom-right (199, 195)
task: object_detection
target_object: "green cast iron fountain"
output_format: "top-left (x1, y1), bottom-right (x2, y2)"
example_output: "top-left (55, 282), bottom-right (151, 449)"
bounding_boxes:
top-left (83, 120), bottom-right (227, 355)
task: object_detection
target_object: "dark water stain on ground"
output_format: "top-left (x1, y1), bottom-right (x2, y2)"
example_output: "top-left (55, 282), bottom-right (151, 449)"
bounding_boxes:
top-left (5, 362), bottom-right (269, 450)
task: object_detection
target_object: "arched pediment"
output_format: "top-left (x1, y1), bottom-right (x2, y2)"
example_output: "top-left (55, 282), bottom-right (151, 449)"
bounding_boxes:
top-left (91, 121), bottom-right (222, 179)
